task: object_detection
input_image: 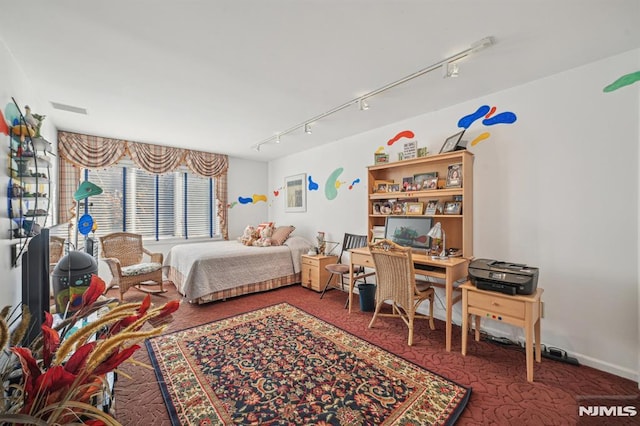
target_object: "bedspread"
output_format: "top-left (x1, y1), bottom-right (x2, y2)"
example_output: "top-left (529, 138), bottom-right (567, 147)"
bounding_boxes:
top-left (164, 237), bottom-right (311, 301)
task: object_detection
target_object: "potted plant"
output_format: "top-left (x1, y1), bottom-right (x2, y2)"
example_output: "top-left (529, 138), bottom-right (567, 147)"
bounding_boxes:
top-left (0, 274), bottom-right (179, 425)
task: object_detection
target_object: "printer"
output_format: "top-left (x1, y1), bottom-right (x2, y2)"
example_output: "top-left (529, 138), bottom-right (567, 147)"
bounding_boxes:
top-left (468, 258), bottom-right (539, 295)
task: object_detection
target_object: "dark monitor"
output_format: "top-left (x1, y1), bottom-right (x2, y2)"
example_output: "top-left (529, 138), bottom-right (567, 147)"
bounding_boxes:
top-left (384, 216), bottom-right (432, 252)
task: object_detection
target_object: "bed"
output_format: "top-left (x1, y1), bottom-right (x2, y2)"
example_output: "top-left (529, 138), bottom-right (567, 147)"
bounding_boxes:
top-left (164, 236), bottom-right (312, 304)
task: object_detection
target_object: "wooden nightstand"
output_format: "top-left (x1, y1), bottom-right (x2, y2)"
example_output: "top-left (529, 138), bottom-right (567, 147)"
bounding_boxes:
top-left (301, 254), bottom-right (339, 292)
top-left (460, 281), bottom-right (544, 382)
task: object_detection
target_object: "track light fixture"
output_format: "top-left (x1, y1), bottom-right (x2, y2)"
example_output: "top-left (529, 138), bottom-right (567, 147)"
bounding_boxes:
top-left (443, 62), bottom-right (459, 78)
top-left (249, 36), bottom-right (494, 152)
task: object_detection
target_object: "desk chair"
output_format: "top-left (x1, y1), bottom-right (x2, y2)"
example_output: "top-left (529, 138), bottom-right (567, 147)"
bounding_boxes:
top-left (368, 239), bottom-right (435, 346)
top-left (320, 233), bottom-right (369, 302)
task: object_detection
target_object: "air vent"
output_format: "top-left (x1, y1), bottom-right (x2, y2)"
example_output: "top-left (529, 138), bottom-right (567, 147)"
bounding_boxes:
top-left (50, 101), bottom-right (88, 115)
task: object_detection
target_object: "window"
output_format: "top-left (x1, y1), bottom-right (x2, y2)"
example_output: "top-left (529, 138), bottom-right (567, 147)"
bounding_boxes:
top-left (83, 164), bottom-right (218, 240)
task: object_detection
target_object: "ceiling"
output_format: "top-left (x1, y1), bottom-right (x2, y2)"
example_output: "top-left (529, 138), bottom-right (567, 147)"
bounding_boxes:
top-left (1, 1), bottom-right (638, 162)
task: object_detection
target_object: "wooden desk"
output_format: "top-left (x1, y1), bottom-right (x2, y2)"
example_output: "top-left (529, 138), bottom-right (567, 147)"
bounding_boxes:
top-left (348, 247), bottom-right (469, 352)
top-left (460, 282), bottom-right (544, 382)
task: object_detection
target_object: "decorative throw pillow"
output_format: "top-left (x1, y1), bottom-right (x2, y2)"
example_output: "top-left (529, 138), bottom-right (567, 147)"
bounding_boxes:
top-left (270, 225), bottom-right (295, 246)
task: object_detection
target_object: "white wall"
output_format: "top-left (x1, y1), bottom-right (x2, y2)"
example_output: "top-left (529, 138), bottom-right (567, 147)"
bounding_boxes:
top-left (0, 39), bottom-right (56, 308)
top-left (268, 49), bottom-right (640, 380)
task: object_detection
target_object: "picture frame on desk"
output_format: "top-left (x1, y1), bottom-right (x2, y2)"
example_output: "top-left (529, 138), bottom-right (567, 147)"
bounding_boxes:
top-left (372, 202), bottom-right (382, 215)
top-left (413, 172), bottom-right (437, 190)
top-left (446, 163), bottom-right (463, 188)
top-left (374, 153), bottom-right (389, 165)
top-left (425, 199), bottom-right (439, 215)
top-left (391, 201), bottom-right (405, 215)
top-left (388, 183), bottom-right (401, 193)
top-left (406, 202), bottom-right (424, 215)
top-left (440, 130), bottom-right (466, 153)
top-left (402, 177), bottom-right (414, 192)
top-left (444, 201), bottom-right (462, 215)
top-left (380, 201), bottom-right (393, 215)
top-left (373, 179), bottom-right (393, 193)
top-left (423, 177), bottom-right (438, 190)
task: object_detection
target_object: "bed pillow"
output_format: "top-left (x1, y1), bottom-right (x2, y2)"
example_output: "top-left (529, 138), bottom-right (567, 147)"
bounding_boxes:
top-left (270, 225), bottom-right (295, 246)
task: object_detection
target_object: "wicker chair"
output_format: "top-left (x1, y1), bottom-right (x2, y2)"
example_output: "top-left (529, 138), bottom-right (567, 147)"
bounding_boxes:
top-left (368, 239), bottom-right (435, 346)
top-left (49, 236), bottom-right (66, 273)
top-left (99, 232), bottom-right (165, 300)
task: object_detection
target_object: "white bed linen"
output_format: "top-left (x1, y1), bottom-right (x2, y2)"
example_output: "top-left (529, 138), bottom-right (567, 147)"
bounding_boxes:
top-left (164, 236), bottom-right (311, 301)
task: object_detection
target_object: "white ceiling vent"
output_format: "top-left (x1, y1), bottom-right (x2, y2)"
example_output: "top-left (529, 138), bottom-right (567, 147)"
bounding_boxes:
top-left (50, 101), bottom-right (88, 115)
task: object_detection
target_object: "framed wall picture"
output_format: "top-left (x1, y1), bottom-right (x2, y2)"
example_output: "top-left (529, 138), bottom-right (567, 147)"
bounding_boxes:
top-left (406, 202), bottom-right (424, 215)
top-left (284, 173), bottom-right (306, 212)
top-left (439, 130), bottom-right (466, 153)
top-left (446, 163), bottom-right (463, 188)
top-left (444, 201), bottom-right (462, 215)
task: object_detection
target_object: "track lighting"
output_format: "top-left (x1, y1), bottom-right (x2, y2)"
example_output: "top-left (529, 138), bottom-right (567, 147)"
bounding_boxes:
top-left (249, 36), bottom-right (495, 153)
top-left (443, 62), bottom-right (459, 78)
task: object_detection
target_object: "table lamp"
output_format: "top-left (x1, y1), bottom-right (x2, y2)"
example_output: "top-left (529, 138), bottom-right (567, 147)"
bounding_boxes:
top-left (427, 222), bottom-right (447, 259)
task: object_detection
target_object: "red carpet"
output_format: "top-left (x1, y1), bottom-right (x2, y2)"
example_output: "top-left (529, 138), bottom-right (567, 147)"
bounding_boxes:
top-left (110, 283), bottom-right (639, 425)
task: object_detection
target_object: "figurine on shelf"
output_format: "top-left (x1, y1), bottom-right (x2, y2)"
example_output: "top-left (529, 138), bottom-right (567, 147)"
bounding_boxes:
top-left (24, 105), bottom-right (46, 137)
top-left (316, 231), bottom-right (326, 255)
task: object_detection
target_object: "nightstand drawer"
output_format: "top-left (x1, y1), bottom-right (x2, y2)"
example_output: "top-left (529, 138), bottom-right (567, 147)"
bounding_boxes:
top-left (301, 256), bottom-right (320, 267)
top-left (468, 291), bottom-right (525, 319)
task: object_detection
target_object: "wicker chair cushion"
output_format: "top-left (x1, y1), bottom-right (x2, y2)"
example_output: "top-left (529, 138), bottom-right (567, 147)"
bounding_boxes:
top-left (121, 262), bottom-right (162, 277)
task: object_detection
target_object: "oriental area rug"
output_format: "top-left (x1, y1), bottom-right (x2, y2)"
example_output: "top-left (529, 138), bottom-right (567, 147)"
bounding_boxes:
top-left (145, 303), bottom-right (471, 425)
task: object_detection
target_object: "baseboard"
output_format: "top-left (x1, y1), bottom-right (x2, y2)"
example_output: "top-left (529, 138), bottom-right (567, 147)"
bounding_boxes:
top-left (423, 304), bottom-right (639, 383)
top-left (468, 321), bottom-right (639, 383)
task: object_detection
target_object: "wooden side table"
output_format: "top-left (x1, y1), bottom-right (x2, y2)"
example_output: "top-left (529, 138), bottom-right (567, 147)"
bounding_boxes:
top-left (301, 254), bottom-right (338, 292)
top-left (460, 281), bottom-right (544, 382)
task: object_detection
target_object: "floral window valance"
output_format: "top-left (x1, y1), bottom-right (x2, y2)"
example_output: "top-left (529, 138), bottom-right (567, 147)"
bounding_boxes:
top-left (58, 131), bottom-right (228, 177)
top-left (57, 131), bottom-right (229, 240)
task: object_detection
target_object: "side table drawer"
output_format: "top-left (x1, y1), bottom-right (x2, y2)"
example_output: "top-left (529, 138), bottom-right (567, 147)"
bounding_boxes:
top-left (301, 257), bottom-right (319, 267)
top-left (468, 291), bottom-right (525, 319)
